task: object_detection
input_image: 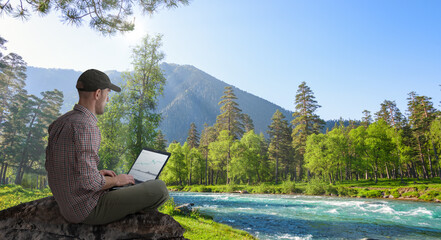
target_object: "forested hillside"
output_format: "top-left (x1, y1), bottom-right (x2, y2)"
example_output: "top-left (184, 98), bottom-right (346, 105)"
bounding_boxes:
top-left (25, 63), bottom-right (295, 143)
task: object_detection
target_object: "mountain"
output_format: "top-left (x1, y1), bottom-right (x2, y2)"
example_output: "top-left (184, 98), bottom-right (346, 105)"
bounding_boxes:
top-left (25, 63), bottom-right (294, 143)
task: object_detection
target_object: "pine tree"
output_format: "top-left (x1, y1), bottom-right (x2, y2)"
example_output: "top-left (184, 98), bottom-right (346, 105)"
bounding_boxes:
top-left (154, 130), bottom-right (167, 152)
top-left (1, 0), bottom-right (189, 35)
top-left (186, 122), bottom-right (200, 149)
top-left (268, 110), bottom-right (293, 183)
top-left (361, 110), bottom-right (372, 128)
top-left (242, 113), bottom-right (254, 133)
top-left (215, 86), bottom-right (245, 140)
top-left (14, 90), bottom-right (63, 184)
top-left (0, 36), bottom-right (27, 131)
top-left (407, 92), bottom-right (438, 178)
top-left (291, 82), bottom-right (324, 180)
top-left (375, 100), bottom-right (404, 128)
top-left (215, 86), bottom-right (245, 184)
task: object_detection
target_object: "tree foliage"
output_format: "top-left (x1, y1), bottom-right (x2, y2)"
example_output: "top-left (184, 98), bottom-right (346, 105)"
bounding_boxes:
top-left (0, 36), bottom-right (63, 185)
top-left (98, 33), bottom-right (166, 172)
top-left (291, 81), bottom-right (324, 180)
top-left (267, 110), bottom-right (292, 183)
top-left (0, 0), bottom-right (189, 35)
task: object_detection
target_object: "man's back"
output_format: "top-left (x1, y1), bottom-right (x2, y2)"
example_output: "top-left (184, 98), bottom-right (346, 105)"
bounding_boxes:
top-left (45, 104), bottom-right (105, 223)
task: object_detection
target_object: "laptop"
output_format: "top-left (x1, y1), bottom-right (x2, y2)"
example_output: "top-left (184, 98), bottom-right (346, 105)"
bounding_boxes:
top-left (111, 148), bottom-right (171, 190)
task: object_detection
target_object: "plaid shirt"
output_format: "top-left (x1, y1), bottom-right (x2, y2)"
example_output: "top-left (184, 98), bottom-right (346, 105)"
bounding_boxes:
top-left (45, 104), bottom-right (105, 223)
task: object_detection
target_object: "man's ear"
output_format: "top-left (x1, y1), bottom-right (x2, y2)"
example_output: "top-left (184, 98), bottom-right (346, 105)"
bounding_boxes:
top-left (94, 89), bottom-right (102, 100)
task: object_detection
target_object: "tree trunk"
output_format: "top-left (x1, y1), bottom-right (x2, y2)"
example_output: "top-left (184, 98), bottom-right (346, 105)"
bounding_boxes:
top-left (374, 158), bottom-right (378, 184)
top-left (385, 164), bottom-right (390, 179)
top-left (205, 156), bottom-right (208, 185)
top-left (0, 163), bottom-right (4, 184)
top-left (0, 163), bottom-right (7, 184)
top-left (416, 137), bottom-right (429, 179)
top-left (427, 148), bottom-right (434, 178)
top-left (275, 155), bottom-right (279, 184)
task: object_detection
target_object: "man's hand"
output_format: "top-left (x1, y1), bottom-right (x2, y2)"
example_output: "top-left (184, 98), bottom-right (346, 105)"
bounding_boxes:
top-left (113, 174), bottom-right (135, 186)
top-left (99, 169), bottom-right (116, 177)
top-left (101, 174), bottom-right (135, 190)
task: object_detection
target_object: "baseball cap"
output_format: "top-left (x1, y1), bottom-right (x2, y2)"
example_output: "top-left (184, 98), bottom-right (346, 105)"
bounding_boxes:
top-left (76, 69), bottom-right (121, 92)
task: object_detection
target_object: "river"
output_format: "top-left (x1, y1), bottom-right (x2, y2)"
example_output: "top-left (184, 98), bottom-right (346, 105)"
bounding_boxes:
top-left (170, 192), bottom-right (441, 240)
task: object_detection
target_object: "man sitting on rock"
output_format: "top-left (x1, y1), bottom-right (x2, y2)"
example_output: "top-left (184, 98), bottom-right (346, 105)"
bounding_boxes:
top-left (45, 69), bottom-right (169, 225)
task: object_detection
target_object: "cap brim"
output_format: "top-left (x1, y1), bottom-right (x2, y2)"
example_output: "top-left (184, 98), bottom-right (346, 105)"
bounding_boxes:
top-left (109, 83), bottom-right (121, 92)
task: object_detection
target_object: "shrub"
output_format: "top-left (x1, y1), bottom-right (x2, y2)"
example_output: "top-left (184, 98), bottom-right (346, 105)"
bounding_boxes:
top-left (357, 189), bottom-right (382, 198)
top-left (280, 181), bottom-right (296, 194)
top-left (390, 189), bottom-right (400, 198)
top-left (226, 184), bottom-right (237, 193)
top-left (401, 191), bottom-right (419, 198)
top-left (305, 178), bottom-right (328, 195)
top-left (253, 183), bottom-right (272, 194)
top-left (419, 190), bottom-right (441, 201)
top-left (336, 186), bottom-right (349, 196)
top-left (194, 186), bottom-right (211, 192)
top-left (158, 197), bottom-right (179, 215)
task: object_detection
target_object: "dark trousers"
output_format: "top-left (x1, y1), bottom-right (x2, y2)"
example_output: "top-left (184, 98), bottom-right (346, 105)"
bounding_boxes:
top-left (82, 179), bottom-right (169, 225)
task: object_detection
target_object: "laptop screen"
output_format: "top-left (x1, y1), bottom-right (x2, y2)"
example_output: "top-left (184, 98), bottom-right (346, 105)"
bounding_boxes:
top-left (127, 148), bottom-right (171, 182)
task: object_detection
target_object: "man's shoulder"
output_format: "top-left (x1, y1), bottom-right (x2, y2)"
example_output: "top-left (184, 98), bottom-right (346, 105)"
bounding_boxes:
top-left (52, 109), bottom-right (95, 129)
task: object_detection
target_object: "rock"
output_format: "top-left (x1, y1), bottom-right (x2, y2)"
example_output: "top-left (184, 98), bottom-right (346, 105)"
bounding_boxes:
top-left (175, 203), bottom-right (194, 215)
top-left (240, 190), bottom-right (249, 194)
top-left (0, 196), bottom-right (187, 240)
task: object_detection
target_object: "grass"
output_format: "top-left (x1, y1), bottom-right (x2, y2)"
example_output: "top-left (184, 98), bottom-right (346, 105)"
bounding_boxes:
top-left (0, 184), bottom-right (52, 210)
top-left (168, 178), bottom-right (441, 202)
top-left (158, 196), bottom-right (256, 239)
top-left (0, 184), bottom-right (256, 240)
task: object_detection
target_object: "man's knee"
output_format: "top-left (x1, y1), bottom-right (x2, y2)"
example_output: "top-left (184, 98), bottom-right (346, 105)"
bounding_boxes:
top-left (155, 179), bottom-right (169, 200)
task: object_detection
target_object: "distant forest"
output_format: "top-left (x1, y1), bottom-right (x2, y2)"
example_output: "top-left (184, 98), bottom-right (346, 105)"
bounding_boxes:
top-left (1, 35), bottom-right (441, 189)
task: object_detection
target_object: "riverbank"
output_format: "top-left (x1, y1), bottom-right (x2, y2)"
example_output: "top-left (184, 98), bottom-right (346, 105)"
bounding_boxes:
top-left (167, 178), bottom-right (441, 203)
top-left (0, 184), bottom-right (256, 240)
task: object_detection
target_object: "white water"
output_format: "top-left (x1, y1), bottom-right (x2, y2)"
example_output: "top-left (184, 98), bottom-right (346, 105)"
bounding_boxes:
top-left (170, 192), bottom-right (441, 240)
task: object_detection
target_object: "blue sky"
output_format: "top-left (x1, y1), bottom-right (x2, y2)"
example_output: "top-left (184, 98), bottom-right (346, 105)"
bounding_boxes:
top-left (1, 0), bottom-right (440, 120)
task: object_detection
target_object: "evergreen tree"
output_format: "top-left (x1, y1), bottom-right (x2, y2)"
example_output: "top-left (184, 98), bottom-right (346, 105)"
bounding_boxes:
top-left (361, 110), bottom-right (372, 129)
top-left (291, 82), bottom-right (325, 180)
top-left (215, 86), bottom-right (244, 184)
top-left (215, 86), bottom-right (245, 139)
top-left (14, 90), bottom-right (63, 184)
top-left (407, 92), bottom-right (438, 179)
top-left (186, 122), bottom-right (200, 149)
top-left (375, 100), bottom-right (404, 128)
top-left (0, 36), bottom-right (27, 130)
top-left (268, 110), bottom-right (293, 183)
top-left (242, 113), bottom-right (254, 133)
top-left (154, 130), bottom-right (167, 152)
top-left (1, 0), bottom-right (189, 35)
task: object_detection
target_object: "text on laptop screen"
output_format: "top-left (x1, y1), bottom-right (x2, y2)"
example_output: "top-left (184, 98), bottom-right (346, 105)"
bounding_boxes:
top-left (128, 149), bottom-right (169, 182)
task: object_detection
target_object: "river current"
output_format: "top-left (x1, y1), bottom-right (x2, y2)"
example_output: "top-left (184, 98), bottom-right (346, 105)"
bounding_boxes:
top-left (170, 192), bottom-right (441, 240)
